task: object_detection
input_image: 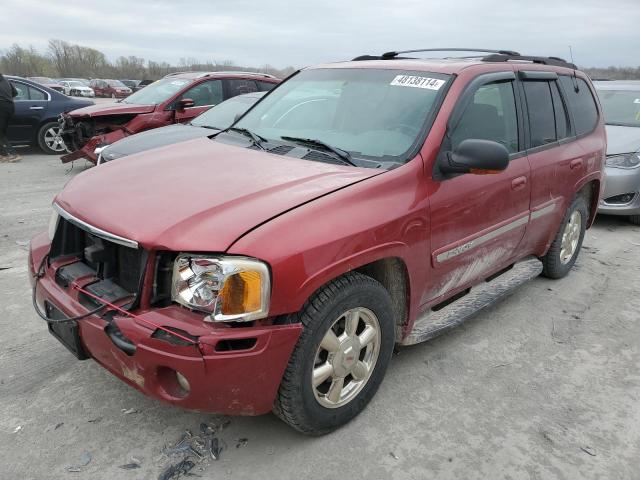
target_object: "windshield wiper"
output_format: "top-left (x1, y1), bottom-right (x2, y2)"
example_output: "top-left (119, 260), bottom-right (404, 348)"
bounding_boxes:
top-left (280, 136), bottom-right (357, 167)
top-left (227, 127), bottom-right (267, 151)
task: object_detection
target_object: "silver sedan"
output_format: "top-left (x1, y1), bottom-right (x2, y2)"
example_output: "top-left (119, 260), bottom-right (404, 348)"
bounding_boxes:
top-left (595, 81), bottom-right (640, 224)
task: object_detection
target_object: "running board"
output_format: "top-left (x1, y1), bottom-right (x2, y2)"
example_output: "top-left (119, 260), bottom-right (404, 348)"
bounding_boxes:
top-left (401, 257), bottom-right (543, 346)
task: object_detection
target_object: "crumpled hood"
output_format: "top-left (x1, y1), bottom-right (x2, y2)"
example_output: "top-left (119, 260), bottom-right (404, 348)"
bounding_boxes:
top-left (605, 125), bottom-right (640, 155)
top-left (55, 138), bottom-right (381, 251)
top-left (67, 102), bottom-right (156, 117)
top-left (102, 124), bottom-right (212, 160)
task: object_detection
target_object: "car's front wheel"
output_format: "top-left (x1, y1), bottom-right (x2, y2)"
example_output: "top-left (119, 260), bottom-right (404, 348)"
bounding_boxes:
top-left (37, 122), bottom-right (68, 155)
top-left (274, 272), bottom-right (395, 435)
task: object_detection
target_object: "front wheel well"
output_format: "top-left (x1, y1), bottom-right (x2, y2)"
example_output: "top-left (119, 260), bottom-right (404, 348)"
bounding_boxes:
top-left (355, 257), bottom-right (409, 338)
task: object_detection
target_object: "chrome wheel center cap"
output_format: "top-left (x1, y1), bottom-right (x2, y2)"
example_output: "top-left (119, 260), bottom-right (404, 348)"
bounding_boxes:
top-left (332, 340), bottom-right (359, 377)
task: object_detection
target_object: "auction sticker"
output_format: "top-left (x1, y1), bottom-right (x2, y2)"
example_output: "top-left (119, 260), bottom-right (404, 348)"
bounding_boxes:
top-left (390, 75), bottom-right (445, 90)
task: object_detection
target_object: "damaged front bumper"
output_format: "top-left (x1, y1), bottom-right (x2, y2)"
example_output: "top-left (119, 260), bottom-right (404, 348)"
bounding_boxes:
top-left (59, 114), bottom-right (127, 164)
top-left (29, 233), bottom-right (302, 415)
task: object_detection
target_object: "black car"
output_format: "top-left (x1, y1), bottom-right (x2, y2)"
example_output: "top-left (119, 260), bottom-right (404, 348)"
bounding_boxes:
top-left (98, 91), bottom-right (266, 164)
top-left (7, 76), bottom-right (94, 154)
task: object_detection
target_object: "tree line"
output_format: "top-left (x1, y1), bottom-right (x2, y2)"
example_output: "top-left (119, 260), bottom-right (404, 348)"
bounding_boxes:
top-left (0, 39), bottom-right (296, 80)
top-left (2, 39), bottom-right (639, 81)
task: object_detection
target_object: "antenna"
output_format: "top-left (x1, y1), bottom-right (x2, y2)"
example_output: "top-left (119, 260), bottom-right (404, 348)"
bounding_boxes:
top-left (568, 45), bottom-right (579, 92)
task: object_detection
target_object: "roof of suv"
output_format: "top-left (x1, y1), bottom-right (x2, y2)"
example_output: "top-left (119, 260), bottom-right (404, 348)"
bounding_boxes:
top-left (313, 49), bottom-right (581, 76)
top-left (164, 71), bottom-right (278, 80)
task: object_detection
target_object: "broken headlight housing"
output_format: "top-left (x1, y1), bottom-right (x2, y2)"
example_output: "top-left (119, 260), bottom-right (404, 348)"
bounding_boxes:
top-left (171, 255), bottom-right (270, 322)
top-left (605, 152), bottom-right (640, 169)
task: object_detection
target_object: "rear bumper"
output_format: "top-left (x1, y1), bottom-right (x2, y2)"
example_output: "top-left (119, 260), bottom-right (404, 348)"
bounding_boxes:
top-left (29, 233), bottom-right (302, 415)
top-left (598, 166), bottom-right (640, 215)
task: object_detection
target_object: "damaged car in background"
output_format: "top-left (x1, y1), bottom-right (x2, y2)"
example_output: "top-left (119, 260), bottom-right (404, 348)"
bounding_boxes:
top-left (31, 49), bottom-right (605, 435)
top-left (59, 71), bottom-right (279, 164)
top-left (97, 91), bottom-right (266, 164)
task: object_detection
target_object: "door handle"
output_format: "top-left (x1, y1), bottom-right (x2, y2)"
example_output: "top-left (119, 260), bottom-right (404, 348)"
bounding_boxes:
top-left (29, 106), bottom-right (44, 110)
top-left (570, 158), bottom-right (583, 170)
top-left (511, 176), bottom-right (527, 190)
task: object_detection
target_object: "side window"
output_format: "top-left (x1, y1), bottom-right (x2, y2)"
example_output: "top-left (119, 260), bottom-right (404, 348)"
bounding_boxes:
top-left (225, 79), bottom-right (258, 99)
top-left (183, 80), bottom-right (223, 107)
top-left (256, 81), bottom-right (277, 92)
top-left (550, 81), bottom-right (570, 140)
top-left (450, 81), bottom-right (519, 153)
top-left (523, 81), bottom-right (556, 147)
top-left (10, 82), bottom-right (28, 101)
top-left (28, 86), bottom-right (46, 101)
top-left (559, 76), bottom-right (599, 135)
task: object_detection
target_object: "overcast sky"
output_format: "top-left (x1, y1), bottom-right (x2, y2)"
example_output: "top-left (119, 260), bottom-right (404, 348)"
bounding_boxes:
top-left (1, 0), bottom-right (639, 69)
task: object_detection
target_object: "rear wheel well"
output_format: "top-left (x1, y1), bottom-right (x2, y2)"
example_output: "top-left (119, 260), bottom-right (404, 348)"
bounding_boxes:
top-left (355, 257), bottom-right (409, 338)
top-left (577, 180), bottom-right (600, 226)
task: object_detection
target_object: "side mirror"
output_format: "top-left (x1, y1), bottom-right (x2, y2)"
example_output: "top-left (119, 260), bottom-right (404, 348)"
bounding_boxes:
top-left (177, 98), bottom-right (195, 110)
top-left (439, 139), bottom-right (509, 175)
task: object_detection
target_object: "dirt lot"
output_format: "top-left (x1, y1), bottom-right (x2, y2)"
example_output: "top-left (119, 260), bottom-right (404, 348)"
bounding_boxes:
top-left (1, 147), bottom-right (639, 480)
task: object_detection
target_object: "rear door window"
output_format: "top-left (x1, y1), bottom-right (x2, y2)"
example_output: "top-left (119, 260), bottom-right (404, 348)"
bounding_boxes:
top-left (257, 81), bottom-right (277, 92)
top-left (550, 81), bottom-right (570, 140)
top-left (225, 79), bottom-right (259, 99)
top-left (450, 80), bottom-right (519, 153)
top-left (523, 81), bottom-right (556, 147)
top-left (559, 76), bottom-right (599, 135)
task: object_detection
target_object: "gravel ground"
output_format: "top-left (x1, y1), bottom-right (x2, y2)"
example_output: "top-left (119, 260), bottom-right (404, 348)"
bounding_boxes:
top-left (1, 148), bottom-right (639, 480)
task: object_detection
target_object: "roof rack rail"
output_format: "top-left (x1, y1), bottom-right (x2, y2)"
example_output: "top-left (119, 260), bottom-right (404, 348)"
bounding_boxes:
top-left (379, 48), bottom-right (520, 59)
top-left (481, 53), bottom-right (577, 69)
top-left (163, 71), bottom-right (278, 79)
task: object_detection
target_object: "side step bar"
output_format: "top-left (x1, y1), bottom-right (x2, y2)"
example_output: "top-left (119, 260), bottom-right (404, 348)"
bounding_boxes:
top-left (401, 257), bottom-right (543, 346)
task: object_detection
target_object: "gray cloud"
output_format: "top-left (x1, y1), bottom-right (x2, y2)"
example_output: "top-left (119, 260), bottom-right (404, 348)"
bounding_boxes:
top-left (1, 0), bottom-right (639, 68)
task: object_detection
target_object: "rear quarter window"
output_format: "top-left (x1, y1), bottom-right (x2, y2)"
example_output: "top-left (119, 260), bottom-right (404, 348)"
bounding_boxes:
top-left (559, 76), bottom-right (599, 135)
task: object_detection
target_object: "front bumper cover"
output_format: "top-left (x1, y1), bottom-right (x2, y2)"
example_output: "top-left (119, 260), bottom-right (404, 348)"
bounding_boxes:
top-left (29, 233), bottom-right (302, 415)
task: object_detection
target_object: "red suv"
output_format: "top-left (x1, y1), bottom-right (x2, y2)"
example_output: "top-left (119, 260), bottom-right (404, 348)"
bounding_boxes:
top-left (61, 72), bottom-right (280, 163)
top-left (30, 49), bottom-right (605, 434)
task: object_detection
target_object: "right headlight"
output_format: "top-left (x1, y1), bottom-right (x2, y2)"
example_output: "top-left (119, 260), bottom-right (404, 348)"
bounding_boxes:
top-left (171, 254), bottom-right (270, 322)
top-left (605, 152), bottom-right (640, 169)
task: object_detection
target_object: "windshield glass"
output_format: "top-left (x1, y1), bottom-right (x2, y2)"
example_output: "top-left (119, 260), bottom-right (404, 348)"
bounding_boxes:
top-left (122, 78), bottom-right (190, 105)
top-left (597, 89), bottom-right (640, 127)
top-left (234, 68), bottom-right (449, 161)
top-left (192, 94), bottom-right (264, 129)
top-left (68, 81), bottom-right (84, 87)
top-left (32, 77), bottom-right (53, 83)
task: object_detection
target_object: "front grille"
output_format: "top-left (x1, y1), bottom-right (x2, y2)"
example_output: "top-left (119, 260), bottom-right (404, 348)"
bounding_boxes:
top-left (50, 217), bottom-right (146, 304)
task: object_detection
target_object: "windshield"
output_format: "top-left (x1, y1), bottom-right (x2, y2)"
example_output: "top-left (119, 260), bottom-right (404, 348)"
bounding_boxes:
top-left (234, 68), bottom-right (449, 161)
top-left (68, 81), bottom-right (84, 87)
top-left (107, 79), bottom-right (127, 87)
top-left (192, 94), bottom-right (264, 129)
top-left (122, 78), bottom-right (190, 105)
top-left (32, 77), bottom-right (54, 83)
top-left (597, 89), bottom-right (640, 127)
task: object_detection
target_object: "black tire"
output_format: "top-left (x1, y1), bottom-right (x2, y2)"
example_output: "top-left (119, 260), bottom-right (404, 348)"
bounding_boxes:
top-left (274, 272), bottom-right (395, 435)
top-left (542, 195), bottom-right (588, 279)
top-left (37, 122), bottom-right (67, 155)
top-left (629, 215), bottom-right (640, 226)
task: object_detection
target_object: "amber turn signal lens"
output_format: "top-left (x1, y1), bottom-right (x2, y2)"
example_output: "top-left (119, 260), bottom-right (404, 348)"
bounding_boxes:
top-left (219, 271), bottom-right (262, 315)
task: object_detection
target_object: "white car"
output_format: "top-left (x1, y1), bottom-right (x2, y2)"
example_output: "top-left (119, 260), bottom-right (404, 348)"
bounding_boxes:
top-left (59, 81), bottom-right (95, 98)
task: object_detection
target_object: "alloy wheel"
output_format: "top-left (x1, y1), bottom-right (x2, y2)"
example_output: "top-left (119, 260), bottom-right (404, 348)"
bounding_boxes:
top-left (44, 127), bottom-right (67, 153)
top-left (560, 211), bottom-right (582, 264)
top-left (312, 307), bottom-right (381, 409)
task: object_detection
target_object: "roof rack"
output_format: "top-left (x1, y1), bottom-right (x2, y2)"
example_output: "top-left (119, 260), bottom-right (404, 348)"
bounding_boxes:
top-left (353, 48), bottom-right (577, 69)
top-left (163, 71), bottom-right (278, 79)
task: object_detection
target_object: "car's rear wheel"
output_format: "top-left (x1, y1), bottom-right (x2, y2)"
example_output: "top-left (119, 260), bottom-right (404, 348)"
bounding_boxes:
top-left (542, 195), bottom-right (588, 279)
top-left (629, 215), bottom-right (640, 226)
top-left (274, 272), bottom-right (395, 435)
top-left (37, 122), bottom-right (67, 155)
